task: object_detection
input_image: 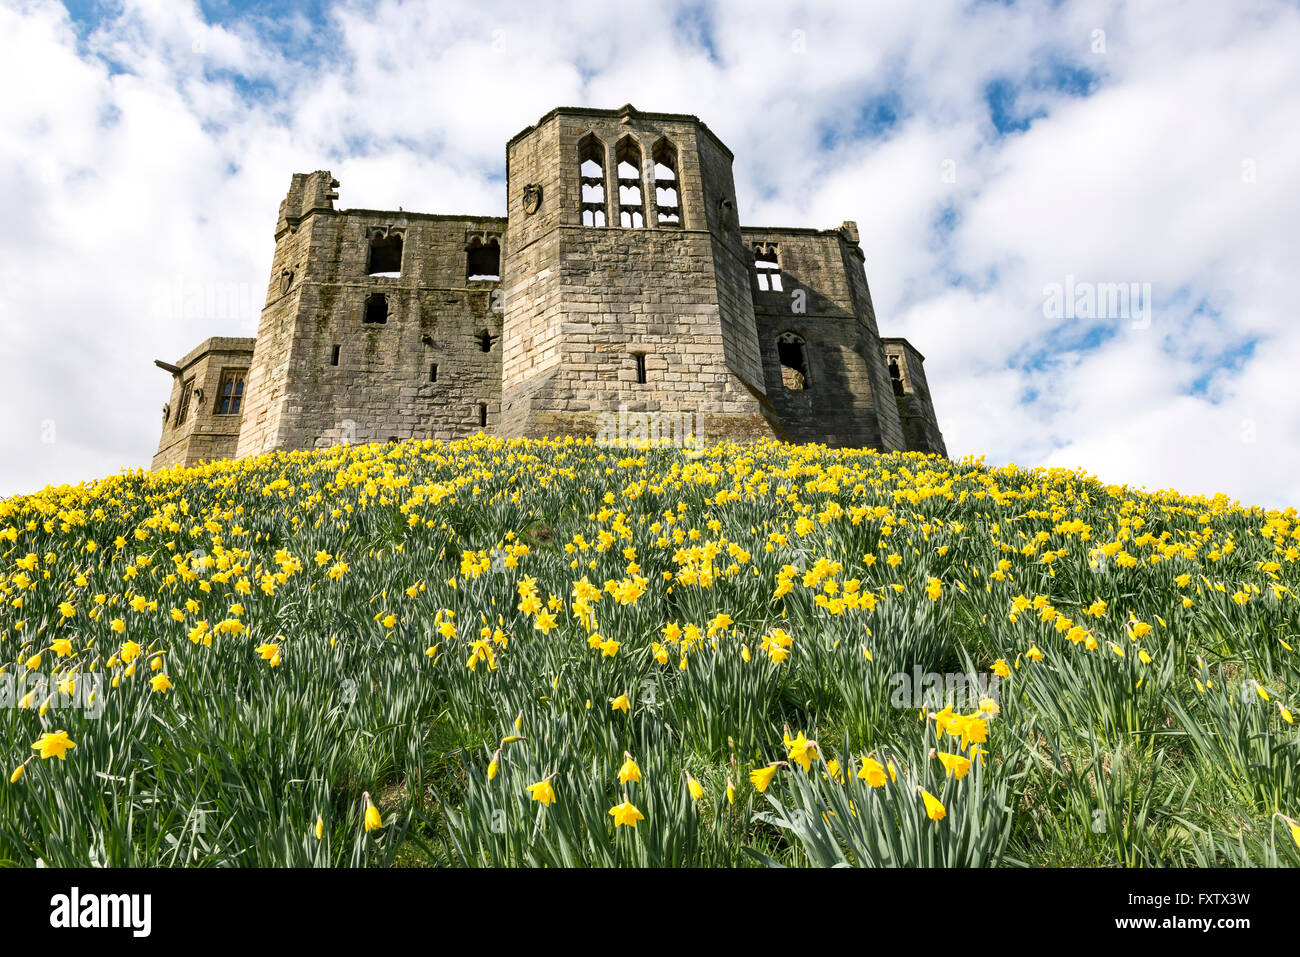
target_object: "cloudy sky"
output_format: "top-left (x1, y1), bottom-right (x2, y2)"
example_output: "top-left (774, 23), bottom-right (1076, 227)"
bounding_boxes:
top-left (1, 0), bottom-right (1297, 507)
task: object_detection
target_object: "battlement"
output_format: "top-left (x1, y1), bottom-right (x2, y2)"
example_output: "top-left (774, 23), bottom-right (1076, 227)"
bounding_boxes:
top-left (152, 106), bottom-right (945, 467)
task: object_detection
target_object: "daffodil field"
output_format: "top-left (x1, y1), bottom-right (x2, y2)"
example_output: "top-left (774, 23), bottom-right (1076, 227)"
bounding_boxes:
top-left (1, 436), bottom-right (1298, 867)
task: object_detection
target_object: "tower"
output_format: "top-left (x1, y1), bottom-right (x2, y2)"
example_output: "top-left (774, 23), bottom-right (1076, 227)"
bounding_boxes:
top-left (235, 171), bottom-right (506, 457)
top-left (499, 105), bottom-right (780, 442)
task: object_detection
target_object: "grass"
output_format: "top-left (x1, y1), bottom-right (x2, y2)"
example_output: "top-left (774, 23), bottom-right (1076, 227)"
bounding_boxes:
top-left (0, 434), bottom-right (1297, 867)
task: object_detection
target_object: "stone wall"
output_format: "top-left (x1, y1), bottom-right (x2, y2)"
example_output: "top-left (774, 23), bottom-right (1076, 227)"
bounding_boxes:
top-left (500, 106), bottom-right (776, 443)
top-left (238, 172), bottom-right (505, 453)
top-left (743, 225), bottom-right (905, 450)
top-left (152, 337), bottom-right (255, 468)
top-left (153, 106), bottom-right (948, 468)
top-left (881, 337), bottom-right (947, 456)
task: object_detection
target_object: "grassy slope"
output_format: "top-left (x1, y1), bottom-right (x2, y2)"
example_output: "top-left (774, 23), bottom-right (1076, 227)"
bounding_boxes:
top-left (0, 435), bottom-right (1297, 867)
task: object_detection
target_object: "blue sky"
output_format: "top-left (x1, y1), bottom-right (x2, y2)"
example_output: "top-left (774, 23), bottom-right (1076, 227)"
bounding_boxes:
top-left (2, 0), bottom-right (1299, 506)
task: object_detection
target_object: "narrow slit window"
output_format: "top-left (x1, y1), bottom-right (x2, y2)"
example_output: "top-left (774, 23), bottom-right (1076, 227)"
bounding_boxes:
top-left (367, 230), bottom-right (403, 276)
top-left (579, 134), bottom-right (607, 227)
top-left (216, 369), bottom-right (245, 415)
top-left (652, 138), bottom-right (680, 226)
top-left (331, 345), bottom-right (341, 366)
top-left (755, 247), bottom-right (783, 292)
top-left (633, 352), bottom-right (647, 385)
top-left (363, 293), bottom-right (388, 324)
top-left (777, 332), bottom-right (810, 391)
top-left (176, 378), bottom-right (194, 423)
top-left (616, 137), bottom-right (644, 228)
top-left (429, 362), bottom-right (438, 382)
top-left (478, 330), bottom-right (494, 352)
top-left (478, 402), bottom-right (488, 428)
top-left (888, 355), bottom-right (906, 396)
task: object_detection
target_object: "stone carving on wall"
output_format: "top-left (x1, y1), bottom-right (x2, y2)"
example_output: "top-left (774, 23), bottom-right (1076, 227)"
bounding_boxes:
top-left (718, 197), bottom-right (738, 232)
top-left (522, 183), bottom-right (543, 215)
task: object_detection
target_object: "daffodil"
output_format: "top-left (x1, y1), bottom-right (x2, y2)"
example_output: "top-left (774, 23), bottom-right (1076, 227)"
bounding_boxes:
top-left (363, 792), bottom-right (383, 832)
top-left (935, 751), bottom-right (972, 780)
top-left (526, 775), bottom-right (557, 807)
top-left (783, 730), bottom-right (818, 771)
top-left (618, 752), bottom-right (641, 785)
top-left (31, 731), bottom-right (76, 761)
top-left (918, 788), bottom-right (946, 822)
top-left (685, 771), bottom-right (704, 800)
top-left (608, 800), bottom-right (645, 828)
top-left (749, 763), bottom-right (782, 793)
top-left (858, 756), bottom-right (889, 788)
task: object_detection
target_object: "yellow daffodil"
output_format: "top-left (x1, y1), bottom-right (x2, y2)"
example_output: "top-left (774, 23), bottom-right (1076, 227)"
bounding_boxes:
top-left (31, 731), bottom-right (75, 761)
top-left (363, 792), bottom-right (383, 832)
top-left (526, 775), bottom-right (557, 807)
top-left (609, 800), bottom-right (645, 828)
top-left (618, 752), bottom-right (641, 785)
top-left (918, 788), bottom-right (946, 822)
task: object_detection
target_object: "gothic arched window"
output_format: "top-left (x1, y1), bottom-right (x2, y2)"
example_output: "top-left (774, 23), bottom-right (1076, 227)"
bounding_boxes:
top-left (651, 138), bottom-right (680, 227)
top-left (578, 134), bottom-right (607, 227)
top-left (755, 245), bottom-right (783, 291)
top-left (615, 136), bottom-right (645, 228)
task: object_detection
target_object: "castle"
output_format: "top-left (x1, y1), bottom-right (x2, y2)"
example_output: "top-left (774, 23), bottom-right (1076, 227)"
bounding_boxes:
top-left (151, 105), bottom-right (945, 469)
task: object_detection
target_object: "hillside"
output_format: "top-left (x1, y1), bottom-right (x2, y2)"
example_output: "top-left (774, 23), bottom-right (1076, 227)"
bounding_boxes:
top-left (1, 436), bottom-right (1297, 866)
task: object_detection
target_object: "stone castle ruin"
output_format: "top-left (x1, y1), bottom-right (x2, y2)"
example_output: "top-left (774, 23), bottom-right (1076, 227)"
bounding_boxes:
top-left (152, 105), bottom-right (945, 468)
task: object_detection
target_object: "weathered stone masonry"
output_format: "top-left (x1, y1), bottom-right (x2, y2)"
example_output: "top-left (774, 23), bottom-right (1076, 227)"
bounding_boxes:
top-left (151, 105), bottom-right (945, 469)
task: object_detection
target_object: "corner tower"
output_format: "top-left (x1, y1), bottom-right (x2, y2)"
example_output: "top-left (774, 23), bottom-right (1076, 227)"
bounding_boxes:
top-left (235, 170), bottom-right (506, 457)
top-left (499, 105), bottom-right (779, 442)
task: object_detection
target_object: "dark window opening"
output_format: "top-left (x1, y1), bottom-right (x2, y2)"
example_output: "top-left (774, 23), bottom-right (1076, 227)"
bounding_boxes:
top-left (888, 355), bottom-right (906, 396)
top-left (429, 362), bottom-right (438, 382)
top-left (175, 378), bottom-right (194, 423)
top-left (364, 293), bottom-right (388, 324)
top-left (755, 247), bottom-right (783, 292)
top-left (478, 330), bottom-right (495, 352)
top-left (331, 344), bottom-right (341, 366)
top-left (467, 240), bottom-right (500, 281)
top-left (579, 134), bottom-right (607, 228)
top-left (633, 352), bottom-right (647, 384)
top-left (616, 137), bottom-right (644, 228)
top-left (652, 138), bottom-right (680, 227)
top-left (367, 231), bottom-right (403, 275)
top-left (387, 436), bottom-right (398, 444)
top-left (216, 369), bottom-right (246, 415)
top-left (478, 402), bottom-right (488, 428)
top-left (777, 332), bottom-right (809, 391)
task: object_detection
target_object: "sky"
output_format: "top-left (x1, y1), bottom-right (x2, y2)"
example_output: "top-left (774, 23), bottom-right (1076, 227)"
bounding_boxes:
top-left (1, 0), bottom-right (1298, 507)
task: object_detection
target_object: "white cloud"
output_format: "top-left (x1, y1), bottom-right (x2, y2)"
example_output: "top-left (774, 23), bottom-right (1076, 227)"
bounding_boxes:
top-left (0, 0), bottom-right (1297, 508)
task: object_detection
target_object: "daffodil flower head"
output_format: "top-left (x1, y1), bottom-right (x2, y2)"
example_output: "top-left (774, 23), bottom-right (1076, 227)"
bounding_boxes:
top-left (363, 791), bottom-right (383, 832)
top-left (618, 752), bottom-right (641, 785)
